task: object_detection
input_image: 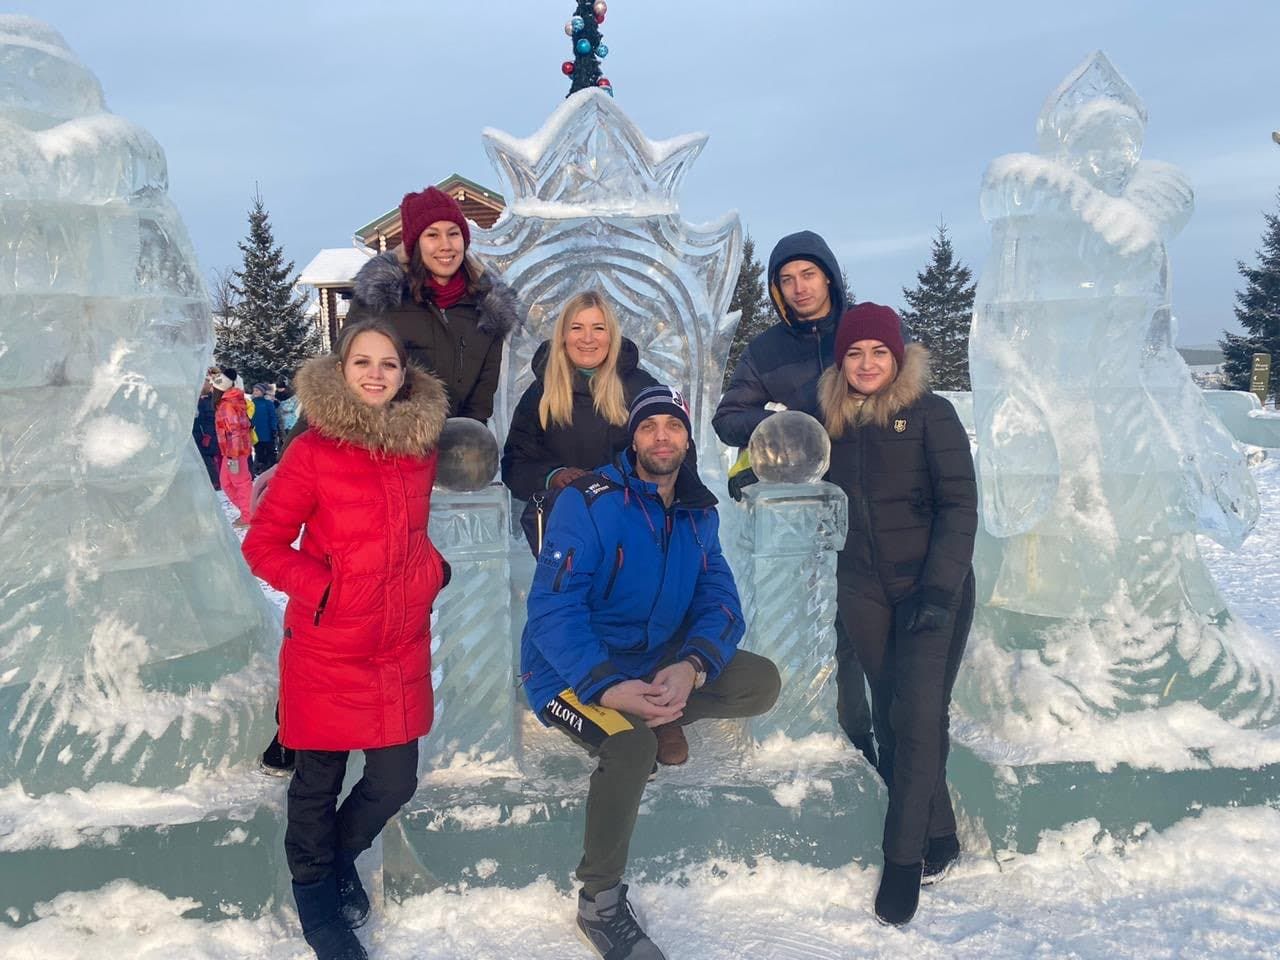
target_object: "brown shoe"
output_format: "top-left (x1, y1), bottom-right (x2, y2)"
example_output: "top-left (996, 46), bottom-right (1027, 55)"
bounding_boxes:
top-left (654, 722), bottom-right (689, 766)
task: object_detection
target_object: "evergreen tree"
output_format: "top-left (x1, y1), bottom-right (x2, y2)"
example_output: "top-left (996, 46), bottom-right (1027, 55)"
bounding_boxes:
top-left (900, 223), bottom-right (976, 390)
top-left (220, 189), bottom-right (319, 385)
top-left (723, 233), bottom-right (772, 390)
top-left (1220, 189), bottom-right (1280, 399)
top-left (566, 1), bottom-right (610, 96)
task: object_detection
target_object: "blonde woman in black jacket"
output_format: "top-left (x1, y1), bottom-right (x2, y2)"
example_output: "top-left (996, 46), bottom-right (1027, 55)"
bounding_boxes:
top-left (819, 302), bottom-right (978, 927)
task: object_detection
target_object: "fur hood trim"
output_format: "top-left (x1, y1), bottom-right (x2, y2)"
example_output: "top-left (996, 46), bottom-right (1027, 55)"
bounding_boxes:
top-left (294, 355), bottom-right (448, 456)
top-left (351, 250), bottom-right (523, 340)
top-left (819, 342), bottom-right (930, 433)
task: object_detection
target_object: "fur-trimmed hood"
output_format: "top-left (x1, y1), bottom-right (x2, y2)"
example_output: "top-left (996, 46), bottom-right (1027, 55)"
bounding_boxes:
top-left (351, 250), bottom-right (522, 340)
top-left (293, 355), bottom-right (448, 456)
top-left (819, 342), bottom-right (930, 433)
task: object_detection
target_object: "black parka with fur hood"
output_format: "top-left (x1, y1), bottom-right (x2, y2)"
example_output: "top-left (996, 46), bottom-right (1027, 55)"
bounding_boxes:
top-left (346, 251), bottom-right (522, 422)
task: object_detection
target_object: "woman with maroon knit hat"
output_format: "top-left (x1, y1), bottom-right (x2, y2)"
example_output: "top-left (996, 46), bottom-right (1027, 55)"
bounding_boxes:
top-left (344, 185), bottom-right (523, 422)
top-left (818, 302), bottom-right (977, 927)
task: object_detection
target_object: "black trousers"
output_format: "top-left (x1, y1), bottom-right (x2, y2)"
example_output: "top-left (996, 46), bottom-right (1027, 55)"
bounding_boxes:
top-left (833, 614), bottom-right (873, 743)
top-left (253, 440), bottom-right (277, 475)
top-left (285, 740), bottom-right (419, 885)
top-left (836, 570), bottom-right (974, 866)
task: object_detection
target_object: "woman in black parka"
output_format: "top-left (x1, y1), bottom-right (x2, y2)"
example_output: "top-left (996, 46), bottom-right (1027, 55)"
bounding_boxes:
top-left (500, 290), bottom-right (659, 502)
top-left (819, 302), bottom-right (977, 927)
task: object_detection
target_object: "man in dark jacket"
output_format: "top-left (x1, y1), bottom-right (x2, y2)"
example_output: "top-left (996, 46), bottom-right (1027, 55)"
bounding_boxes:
top-left (522, 385), bottom-right (780, 960)
top-left (712, 230), bottom-right (876, 769)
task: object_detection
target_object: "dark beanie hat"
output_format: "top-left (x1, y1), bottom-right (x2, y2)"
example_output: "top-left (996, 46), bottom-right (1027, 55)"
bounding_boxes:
top-left (628, 385), bottom-right (692, 442)
top-left (833, 302), bottom-right (906, 368)
top-left (400, 186), bottom-right (470, 255)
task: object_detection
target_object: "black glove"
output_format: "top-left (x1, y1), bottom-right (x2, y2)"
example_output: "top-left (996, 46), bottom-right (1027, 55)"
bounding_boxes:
top-left (906, 601), bottom-right (950, 634)
top-left (728, 467), bottom-right (759, 502)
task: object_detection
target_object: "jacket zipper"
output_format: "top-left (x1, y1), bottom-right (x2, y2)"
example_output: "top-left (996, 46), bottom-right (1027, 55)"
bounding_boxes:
top-left (531, 493), bottom-right (546, 554)
top-left (602, 543), bottom-right (624, 600)
top-left (552, 547), bottom-right (575, 592)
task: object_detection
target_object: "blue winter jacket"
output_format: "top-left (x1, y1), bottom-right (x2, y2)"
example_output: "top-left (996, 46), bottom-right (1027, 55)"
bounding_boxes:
top-left (520, 452), bottom-right (746, 718)
top-left (250, 396), bottom-right (278, 442)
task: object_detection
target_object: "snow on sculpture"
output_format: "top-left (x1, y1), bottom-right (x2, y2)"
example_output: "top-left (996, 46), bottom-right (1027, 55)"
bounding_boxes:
top-left (958, 52), bottom-right (1279, 758)
top-left (0, 16), bottom-right (278, 794)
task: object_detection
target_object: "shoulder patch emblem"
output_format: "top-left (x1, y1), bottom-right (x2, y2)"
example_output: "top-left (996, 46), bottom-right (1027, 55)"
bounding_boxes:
top-left (572, 473), bottom-right (621, 505)
top-left (894, 419), bottom-right (908, 433)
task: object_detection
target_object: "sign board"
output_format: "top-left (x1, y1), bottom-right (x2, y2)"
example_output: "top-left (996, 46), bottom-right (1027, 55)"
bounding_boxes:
top-left (1250, 353), bottom-right (1272, 407)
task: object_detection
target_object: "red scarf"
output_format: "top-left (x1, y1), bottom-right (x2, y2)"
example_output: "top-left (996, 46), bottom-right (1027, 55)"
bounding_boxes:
top-left (430, 270), bottom-right (468, 310)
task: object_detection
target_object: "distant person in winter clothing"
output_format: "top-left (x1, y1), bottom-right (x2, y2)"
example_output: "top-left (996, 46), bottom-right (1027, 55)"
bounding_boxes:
top-left (242, 319), bottom-right (449, 960)
top-left (819, 303), bottom-right (977, 927)
top-left (521, 385), bottom-right (780, 960)
top-left (501, 290), bottom-right (662, 503)
top-left (344, 185), bottom-right (522, 422)
top-left (712, 230), bottom-right (877, 770)
top-left (277, 382), bottom-right (301, 434)
top-left (249, 382), bottom-right (279, 475)
top-left (212, 368), bottom-right (253, 526)
top-left (193, 379), bottom-right (219, 489)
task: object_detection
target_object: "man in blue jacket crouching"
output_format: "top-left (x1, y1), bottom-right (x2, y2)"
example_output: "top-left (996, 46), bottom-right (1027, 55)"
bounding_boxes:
top-left (521, 384), bottom-right (781, 960)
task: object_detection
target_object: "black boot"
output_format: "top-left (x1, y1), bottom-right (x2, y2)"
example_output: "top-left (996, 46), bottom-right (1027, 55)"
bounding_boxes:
top-left (260, 731), bottom-right (295, 776)
top-left (874, 861), bottom-right (922, 926)
top-left (292, 876), bottom-right (368, 960)
top-left (335, 849), bottom-right (371, 929)
top-left (922, 833), bottom-right (960, 886)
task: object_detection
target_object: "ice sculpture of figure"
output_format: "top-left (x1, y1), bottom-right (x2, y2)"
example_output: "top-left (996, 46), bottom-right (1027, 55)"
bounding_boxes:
top-left (0, 17), bottom-right (278, 794)
top-left (962, 52), bottom-right (1277, 737)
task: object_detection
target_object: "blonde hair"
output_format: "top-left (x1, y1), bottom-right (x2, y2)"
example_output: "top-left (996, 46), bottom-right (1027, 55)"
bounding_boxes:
top-left (538, 291), bottom-right (628, 429)
top-left (818, 354), bottom-right (899, 437)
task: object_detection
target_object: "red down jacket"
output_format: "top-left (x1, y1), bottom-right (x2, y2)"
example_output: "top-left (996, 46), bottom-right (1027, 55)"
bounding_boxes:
top-left (242, 356), bottom-right (449, 750)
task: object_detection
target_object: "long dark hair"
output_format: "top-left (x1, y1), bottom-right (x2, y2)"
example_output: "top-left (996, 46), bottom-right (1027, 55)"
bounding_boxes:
top-left (407, 244), bottom-right (472, 306)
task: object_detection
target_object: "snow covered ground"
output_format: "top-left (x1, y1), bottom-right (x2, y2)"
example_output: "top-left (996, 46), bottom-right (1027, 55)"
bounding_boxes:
top-left (3, 461), bottom-right (1279, 960)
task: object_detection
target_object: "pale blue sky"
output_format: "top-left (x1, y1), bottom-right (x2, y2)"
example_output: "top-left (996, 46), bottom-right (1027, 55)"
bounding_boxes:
top-left (27, 0), bottom-right (1280, 345)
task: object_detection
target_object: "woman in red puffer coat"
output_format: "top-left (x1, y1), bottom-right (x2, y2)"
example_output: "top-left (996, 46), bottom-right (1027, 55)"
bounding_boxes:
top-left (242, 318), bottom-right (448, 960)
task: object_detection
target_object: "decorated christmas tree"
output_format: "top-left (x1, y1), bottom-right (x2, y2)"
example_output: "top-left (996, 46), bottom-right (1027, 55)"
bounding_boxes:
top-left (562, 1), bottom-right (612, 97)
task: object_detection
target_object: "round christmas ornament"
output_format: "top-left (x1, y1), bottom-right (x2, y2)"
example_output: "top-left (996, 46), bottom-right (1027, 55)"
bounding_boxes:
top-left (595, 12), bottom-right (605, 24)
top-left (575, 37), bottom-right (592, 55)
top-left (571, 15), bottom-right (585, 32)
top-left (564, 19), bottom-right (575, 36)
top-left (593, 0), bottom-right (607, 15)
top-left (596, 43), bottom-right (609, 58)
top-left (561, 61), bottom-right (574, 75)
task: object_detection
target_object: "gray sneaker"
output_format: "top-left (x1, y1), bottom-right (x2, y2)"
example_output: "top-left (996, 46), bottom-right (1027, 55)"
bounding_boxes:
top-left (576, 883), bottom-right (666, 960)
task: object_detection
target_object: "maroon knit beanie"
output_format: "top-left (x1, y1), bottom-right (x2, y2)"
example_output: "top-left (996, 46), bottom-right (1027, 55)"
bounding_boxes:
top-left (833, 302), bottom-right (906, 368)
top-left (400, 186), bottom-right (470, 255)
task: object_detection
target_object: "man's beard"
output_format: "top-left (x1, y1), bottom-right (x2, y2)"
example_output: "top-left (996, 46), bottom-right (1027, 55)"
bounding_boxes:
top-left (636, 446), bottom-right (686, 478)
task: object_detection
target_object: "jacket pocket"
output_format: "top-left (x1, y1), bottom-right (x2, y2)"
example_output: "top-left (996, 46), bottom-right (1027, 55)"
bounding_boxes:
top-left (313, 553), bottom-right (342, 625)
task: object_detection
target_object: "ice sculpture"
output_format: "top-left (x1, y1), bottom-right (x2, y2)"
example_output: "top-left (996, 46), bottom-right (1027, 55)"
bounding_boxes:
top-left (435, 417), bottom-right (499, 491)
top-left (0, 16), bottom-right (282, 922)
top-left (473, 89), bottom-right (742, 467)
top-left (747, 410), bottom-right (831, 484)
top-left (0, 16), bottom-right (278, 794)
top-left (384, 91), bottom-right (878, 896)
top-left (958, 51), bottom-right (1279, 764)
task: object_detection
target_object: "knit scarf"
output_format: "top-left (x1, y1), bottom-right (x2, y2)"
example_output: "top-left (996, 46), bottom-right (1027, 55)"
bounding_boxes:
top-left (429, 270), bottom-right (467, 310)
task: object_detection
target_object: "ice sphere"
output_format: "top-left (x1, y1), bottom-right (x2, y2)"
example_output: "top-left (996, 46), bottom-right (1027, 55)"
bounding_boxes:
top-left (958, 51), bottom-right (1278, 758)
top-left (0, 17), bottom-right (278, 794)
top-left (435, 417), bottom-right (499, 491)
top-left (747, 410), bottom-right (831, 484)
